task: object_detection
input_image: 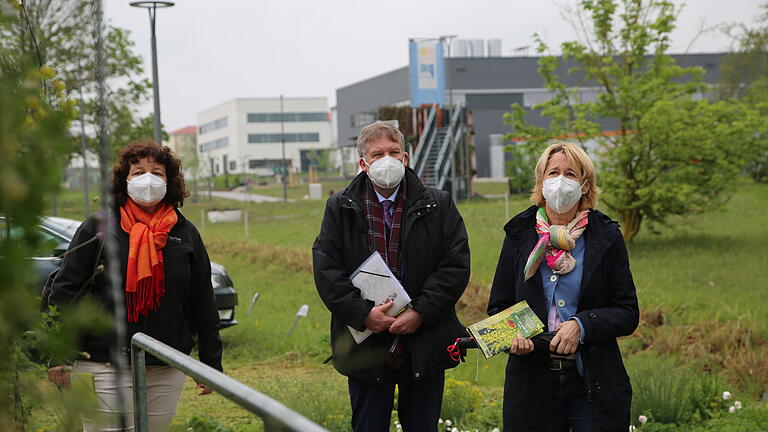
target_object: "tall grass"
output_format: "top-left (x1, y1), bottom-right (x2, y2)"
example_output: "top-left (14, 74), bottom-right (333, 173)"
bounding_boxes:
top-left (627, 353), bottom-right (722, 425)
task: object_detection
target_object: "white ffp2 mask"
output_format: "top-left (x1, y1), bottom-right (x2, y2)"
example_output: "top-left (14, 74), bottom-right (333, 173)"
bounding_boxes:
top-left (364, 156), bottom-right (405, 189)
top-left (127, 173), bottom-right (167, 206)
top-left (542, 176), bottom-right (585, 214)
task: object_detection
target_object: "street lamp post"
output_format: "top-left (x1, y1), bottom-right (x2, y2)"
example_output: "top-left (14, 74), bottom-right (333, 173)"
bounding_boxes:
top-left (130, 1), bottom-right (174, 146)
top-left (280, 94), bottom-right (287, 202)
top-left (240, 154), bottom-right (252, 202)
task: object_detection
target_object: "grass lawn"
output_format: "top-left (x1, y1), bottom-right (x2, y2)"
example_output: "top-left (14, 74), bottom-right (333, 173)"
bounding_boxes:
top-left (244, 180), bottom-right (350, 200)
top-left (35, 179), bottom-right (768, 431)
top-left (472, 180), bottom-right (511, 197)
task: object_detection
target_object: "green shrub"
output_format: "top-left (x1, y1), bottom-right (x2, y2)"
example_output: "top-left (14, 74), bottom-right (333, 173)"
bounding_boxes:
top-left (440, 378), bottom-right (484, 425)
top-left (690, 404), bottom-right (768, 431)
top-left (627, 354), bottom-right (722, 425)
top-left (637, 405), bottom-right (768, 431)
top-left (172, 415), bottom-right (233, 432)
top-left (213, 174), bottom-right (243, 190)
top-left (473, 394), bottom-right (503, 430)
top-left (504, 143), bottom-right (536, 194)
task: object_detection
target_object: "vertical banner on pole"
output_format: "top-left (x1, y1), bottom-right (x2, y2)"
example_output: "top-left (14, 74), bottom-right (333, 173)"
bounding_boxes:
top-left (409, 39), bottom-right (446, 108)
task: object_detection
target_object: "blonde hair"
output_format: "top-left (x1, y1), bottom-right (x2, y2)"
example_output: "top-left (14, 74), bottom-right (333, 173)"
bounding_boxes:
top-left (530, 141), bottom-right (601, 211)
top-left (357, 121), bottom-right (405, 158)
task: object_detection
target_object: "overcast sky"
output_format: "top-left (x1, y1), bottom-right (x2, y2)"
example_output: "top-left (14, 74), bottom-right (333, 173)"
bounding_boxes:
top-left (105, 0), bottom-right (763, 132)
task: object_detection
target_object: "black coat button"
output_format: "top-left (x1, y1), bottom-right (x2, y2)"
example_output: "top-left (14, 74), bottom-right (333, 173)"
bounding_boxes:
top-left (590, 312), bottom-right (598, 319)
top-left (594, 382), bottom-right (602, 390)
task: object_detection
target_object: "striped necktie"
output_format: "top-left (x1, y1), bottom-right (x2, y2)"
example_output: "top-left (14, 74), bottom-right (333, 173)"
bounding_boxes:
top-left (382, 199), bottom-right (393, 229)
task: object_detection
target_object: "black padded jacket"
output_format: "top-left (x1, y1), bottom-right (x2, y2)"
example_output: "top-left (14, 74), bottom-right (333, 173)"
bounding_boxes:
top-left (49, 209), bottom-right (223, 371)
top-left (313, 169), bottom-right (470, 381)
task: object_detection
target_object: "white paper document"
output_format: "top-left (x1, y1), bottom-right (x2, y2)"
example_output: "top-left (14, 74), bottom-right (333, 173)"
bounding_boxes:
top-left (347, 251), bottom-right (411, 344)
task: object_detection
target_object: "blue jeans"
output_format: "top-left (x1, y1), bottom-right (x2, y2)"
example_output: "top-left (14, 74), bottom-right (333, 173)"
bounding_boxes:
top-left (549, 367), bottom-right (594, 432)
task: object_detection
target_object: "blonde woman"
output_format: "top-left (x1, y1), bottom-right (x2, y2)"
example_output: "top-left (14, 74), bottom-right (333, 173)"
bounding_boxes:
top-left (487, 141), bottom-right (639, 431)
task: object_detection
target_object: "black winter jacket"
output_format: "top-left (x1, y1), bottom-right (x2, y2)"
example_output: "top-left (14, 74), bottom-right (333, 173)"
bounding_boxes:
top-left (313, 169), bottom-right (470, 381)
top-left (49, 209), bottom-right (223, 371)
top-left (488, 206), bottom-right (639, 432)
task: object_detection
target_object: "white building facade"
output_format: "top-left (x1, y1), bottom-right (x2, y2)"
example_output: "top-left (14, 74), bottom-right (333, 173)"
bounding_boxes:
top-left (196, 97), bottom-right (333, 176)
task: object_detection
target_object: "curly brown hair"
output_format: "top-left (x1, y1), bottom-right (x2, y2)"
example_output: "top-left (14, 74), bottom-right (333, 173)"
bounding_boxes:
top-left (112, 141), bottom-right (189, 208)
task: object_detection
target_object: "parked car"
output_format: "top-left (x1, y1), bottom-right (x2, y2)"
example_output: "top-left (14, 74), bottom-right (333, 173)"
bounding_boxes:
top-left (2, 216), bottom-right (238, 328)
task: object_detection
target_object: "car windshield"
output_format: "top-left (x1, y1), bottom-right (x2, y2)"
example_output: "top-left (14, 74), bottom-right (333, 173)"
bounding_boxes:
top-left (40, 217), bottom-right (82, 240)
top-left (0, 217), bottom-right (70, 257)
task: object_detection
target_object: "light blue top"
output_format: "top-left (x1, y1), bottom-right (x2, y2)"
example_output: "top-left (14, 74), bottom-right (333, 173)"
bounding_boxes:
top-left (539, 235), bottom-right (586, 374)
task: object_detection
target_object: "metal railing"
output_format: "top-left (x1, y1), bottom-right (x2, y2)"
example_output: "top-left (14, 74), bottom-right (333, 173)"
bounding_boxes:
top-left (131, 333), bottom-right (327, 432)
top-left (411, 104), bottom-right (437, 173)
top-left (433, 104), bottom-right (464, 189)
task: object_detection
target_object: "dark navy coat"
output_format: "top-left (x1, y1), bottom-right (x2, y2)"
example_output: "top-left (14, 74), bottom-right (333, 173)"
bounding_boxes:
top-left (488, 206), bottom-right (639, 432)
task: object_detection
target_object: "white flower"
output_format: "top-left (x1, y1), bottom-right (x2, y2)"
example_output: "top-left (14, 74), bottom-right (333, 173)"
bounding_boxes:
top-left (438, 419), bottom-right (444, 424)
top-left (629, 426), bottom-right (637, 432)
top-left (723, 391), bottom-right (732, 400)
top-left (729, 405), bottom-right (736, 413)
top-left (735, 401), bottom-right (743, 409)
top-left (451, 428), bottom-right (458, 432)
top-left (491, 429), bottom-right (500, 432)
top-left (395, 426), bottom-right (402, 431)
top-left (445, 419), bottom-right (452, 427)
top-left (638, 415), bottom-right (648, 424)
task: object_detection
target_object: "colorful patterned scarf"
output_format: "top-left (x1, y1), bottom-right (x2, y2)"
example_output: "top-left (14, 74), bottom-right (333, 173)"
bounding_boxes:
top-left (523, 207), bottom-right (589, 281)
top-left (119, 199), bottom-right (178, 322)
top-left (364, 180), bottom-right (405, 277)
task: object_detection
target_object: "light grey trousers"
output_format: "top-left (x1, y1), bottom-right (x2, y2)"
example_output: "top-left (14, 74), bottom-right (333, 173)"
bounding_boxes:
top-left (73, 360), bottom-right (185, 432)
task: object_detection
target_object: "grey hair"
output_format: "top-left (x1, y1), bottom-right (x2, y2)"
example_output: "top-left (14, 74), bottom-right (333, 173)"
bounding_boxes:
top-left (356, 121), bottom-right (405, 158)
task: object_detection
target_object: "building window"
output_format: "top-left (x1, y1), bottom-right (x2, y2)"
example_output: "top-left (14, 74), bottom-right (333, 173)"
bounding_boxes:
top-left (248, 159), bottom-right (262, 169)
top-left (351, 112), bottom-right (377, 127)
top-left (199, 137), bottom-right (229, 152)
top-left (247, 112), bottom-right (328, 123)
top-left (247, 133), bottom-right (320, 143)
top-left (247, 113), bottom-right (281, 123)
top-left (199, 117), bottom-right (228, 134)
top-left (248, 159), bottom-right (290, 171)
top-left (523, 88), bottom-right (601, 107)
top-left (229, 160), bottom-right (236, 171)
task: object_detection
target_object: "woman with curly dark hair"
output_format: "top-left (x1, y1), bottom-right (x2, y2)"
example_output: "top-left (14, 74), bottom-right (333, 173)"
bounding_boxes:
top-left (47, 141), bottom-right (222, 431)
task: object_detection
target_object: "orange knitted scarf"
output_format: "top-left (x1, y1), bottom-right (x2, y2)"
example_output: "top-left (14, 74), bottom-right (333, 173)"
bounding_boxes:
top-left (119, 199), bottom-right (178, 322)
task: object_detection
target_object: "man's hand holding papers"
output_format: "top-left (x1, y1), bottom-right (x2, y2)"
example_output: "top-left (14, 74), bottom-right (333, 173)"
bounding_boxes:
top-left (363, 301), bottom-right (396, 333)
top-left (348, 252), bottom-right (412, 343)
